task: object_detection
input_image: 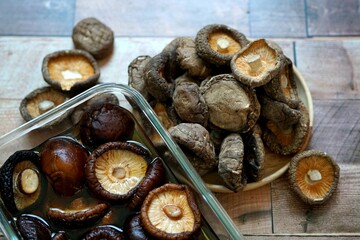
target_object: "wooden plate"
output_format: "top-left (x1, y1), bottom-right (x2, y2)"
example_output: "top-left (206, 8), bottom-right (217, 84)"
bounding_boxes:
top-left (203, 67), bottom-right (314, 193)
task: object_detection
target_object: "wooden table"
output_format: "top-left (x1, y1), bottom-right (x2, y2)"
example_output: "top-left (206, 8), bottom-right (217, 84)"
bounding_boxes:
top-left (0, 1), bottom-right (359, 239)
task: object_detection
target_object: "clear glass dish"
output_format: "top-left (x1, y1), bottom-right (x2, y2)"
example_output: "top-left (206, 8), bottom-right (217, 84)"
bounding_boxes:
top-left (0, 83), bottom-right (243, 240)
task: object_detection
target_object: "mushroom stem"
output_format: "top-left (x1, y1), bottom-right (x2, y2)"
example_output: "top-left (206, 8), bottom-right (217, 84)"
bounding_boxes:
top-left (112, 167), bottom-right (126, 180)
top-left (163, 204), bottom-right (182, 219)
top-left (18, 169), bottom-right (40, 195)
top-left (307, 169), bottom-right (322, 182)
top-left (38, 100), bottom-right (55, 114)
top-left (246, 54), bottom-right (262, 72)
top-left (61, 69), bottom-right (83, 80)
top-left (216, 38), bottom-right (230, 53)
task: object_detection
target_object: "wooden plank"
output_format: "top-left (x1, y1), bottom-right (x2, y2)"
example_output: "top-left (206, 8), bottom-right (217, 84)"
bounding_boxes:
top-left (306, 0), bottom-right (360, 36)
top-left (249, 0), bottom-right (307, 38)
top-left (75, 0), bottom-right (250, 37)
top-left (295, 40), bottom-right (360, 99)
top-left (0, 99), bottom-right (25, 136)
top-left (271, 164), bottom-right (360, 234)
top-left (0, 0), bottom-right (75, 36)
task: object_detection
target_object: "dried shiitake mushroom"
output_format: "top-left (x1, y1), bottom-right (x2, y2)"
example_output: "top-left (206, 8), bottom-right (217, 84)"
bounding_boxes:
top-left (128, 55), bottom-right (153, 101)
top-left (0, 150), bottom-right (44, 213)
top-left (52, 231), bottom-right (70, 240)
top-left (173, 81), bottom-right (209, 126)
top-left (16, 215), bottom-right (52, 240)
top-left (218, 133), bottom-right (247, 191)
top-left (85, 142), bottom-right (150, 202)
top-left (200, 74), bottom-right (260, 132)
top-left (81, 225), bottom-right (124, 240)
top-left (195, 24), bottom-right (249, 66)
top-left (168, 123), bottom-right (217, 176)
top-left (47, 198), bottom-right (109, 228)
top-left (80, 103), bottom-right (135, 148)
top-left (262, 57), bottom-right (300, 108)
top-left (42, 49), bottom-right (100, 93)
top-left (128, 157), bottom-right (166, 210)
top-left (231, 39), bottom-right (285, 88)
top-left (140, 183), bottom-right (201, 240)
top-left (72, 17), bottom-right (114, 60)
top-left (19, 86), bottom-right (69, 122)
top-left (124, 213), bottom-right (154, 240)
top-left (40, 137), bottom-right (89, 196)
top-left (288, 150), bottom-right (340, 205)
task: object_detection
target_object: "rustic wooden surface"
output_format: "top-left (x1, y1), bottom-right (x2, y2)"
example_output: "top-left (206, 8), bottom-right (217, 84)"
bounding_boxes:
top-left (0, 0), bottom-right (359, 239)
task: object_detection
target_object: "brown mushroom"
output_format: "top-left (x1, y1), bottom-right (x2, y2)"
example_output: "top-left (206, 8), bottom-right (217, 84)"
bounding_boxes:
top-left (172, 81), bottom-right (209, 126)
top-left (124, 213), bottom-right (154, 240)
top-left (19, 86), bottom-right (69, 122)
top-left (80, 103), bottom-right (135, 148)
top-left (128, 55), bottom-right (153, 101)
top-left (40, 136), bottom-right (89, 196)
top-left (52, 231), bottom-right (70, 240)
top-left (288, 150), bottom-right (340, 205)
top-left (16, 215), bottom-right (52, 240)
top-left (230, 39), bottom-right (285, 88)
top-left (168, 123), bottom-right (217, 176)
top-left (85, 141), bottom-right (150, 202)
top-left (42, 49), bottom-right (100, 93)
top-left (72, 17), bottom-right (114, 60)
top-left (47, 197), bottom-right (110, 228)
top-left (81, 225), bottom-right (124, 240)
top-left (218, 133), bottom-right (247, 191)
top-left (140, 183), bottom-right (201, 240)
top-left (195, 24), bottom-right (249, 66)
top-left (200, 74), bottom-right (260, 132)
top-left (0, 150), bottom-right (44, 213)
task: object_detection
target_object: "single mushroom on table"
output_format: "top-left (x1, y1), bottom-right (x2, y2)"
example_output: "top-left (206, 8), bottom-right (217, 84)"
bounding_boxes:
top-left (140, 183), bottom-right (202, 240)
top-left (288, 150), bottom-right (340, 205)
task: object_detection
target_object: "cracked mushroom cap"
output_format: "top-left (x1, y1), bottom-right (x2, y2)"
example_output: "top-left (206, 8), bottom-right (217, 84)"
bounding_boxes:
top-left (200, 74), bottom-right (260, 132)
top-left (0, 150), bottom-right (44, 213)
top-left (140, 183), bottom-right (201, 240)
top-left (128, 55), bottom-right (153, 101)
top-left (289, 150), bottom-right (340, 205)
top-left (195, 24), bottom-right (249, 66)
top-left (230, 39), bottom-right (285, 88)
top-left (85, 141), bottom-right (150, 202)
top-left (42, 49), bottom-right (100, 93)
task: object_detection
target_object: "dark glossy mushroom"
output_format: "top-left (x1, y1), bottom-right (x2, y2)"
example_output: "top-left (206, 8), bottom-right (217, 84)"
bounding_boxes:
top-left (128, 157), bottom-right (166, 210)
top-left (218, 133), bottom-right (247, 191)
top-left (52, 231), bottom-right (70, 240)
top-left (141, 183), bottom-right (201, 240)
top-left (124, 213), bottom-right (155, 240)
top-left (40, 136), bottom-right (89, 196)
top-left (80, 103), bottom-right (135, 148)
top-left (195, 24), bottom-right (249, 66)
top-left (42, 49), bottom-right (100, 93)
top-left (85, 141), bottom-right (150, 202)
top-left (47, 197), bottom-right (110, 228)
top-left (128, 55), bottom-right (153, 101)
top-left (289, 150), bottom-right (340, 205)
top-left (81, 225), bottom-right (124, 240)
top-left (173, 81), bottom-right (209, 126)
top-left (19, 86), bottom-right (69, 122)
top-left (72, 17), bottom-right (114, 60)
top-left (0, 150), bottom-right (44, 213)
top-left (199, 74), bottom-right (260, 132)
top-left (16, 215), bottom-right (52, 240)
top-left (168, 123), bottom-right (217, 176)
top-left (231, 39), bottom-right (285, 88)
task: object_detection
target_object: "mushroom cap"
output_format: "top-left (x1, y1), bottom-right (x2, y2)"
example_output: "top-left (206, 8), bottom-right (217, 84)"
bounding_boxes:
top-left (16, 215), bottom-right (52, 240)
top-left (195, 24), bottom-right (249, 66)
top-left (19, 86), bottom-right (69, 122)
top-left (289, 150), bottom-right (340, 205)
top-left (140, 183), bottom-right (201, 240)
top-left (128, 55), bottom-right (153, 101)
top-left (80, 103), bottom-right (135, 148)
top-left (231, 39), bottom-right (285, 88)
top-left (124, 213), bottom-right (154, 240)
top-left (47, 200), bottom-right (110, 228)
top-left (82, 225), bottom-right (124, 240)
top-left (85, 141), bottom-right (150, 202)
top-left (72, 17), bottom-right (114, 60)
top-left (42, 49), bottom-right (100, 93)
top-left (0, 150), bottom-right (44, 213)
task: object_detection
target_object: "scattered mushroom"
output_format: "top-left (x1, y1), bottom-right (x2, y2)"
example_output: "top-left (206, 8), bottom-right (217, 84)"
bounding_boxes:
top-left (16, 215), bottom-right (52, 240)
top-left (140, 183), bottom-right (201, 240)
top-left (0, 150), bottom-right (44, 213)
top-left (85, 141), bottom-right (150, 202)
top-left (40, 136), bottom-right (89, 196)
top-left (42, 49), bottom-right (100, 93)
top-left (288, 150), bottom-right (340, 205)
top-left (81, 225), bottom-right (124, 240)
